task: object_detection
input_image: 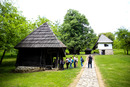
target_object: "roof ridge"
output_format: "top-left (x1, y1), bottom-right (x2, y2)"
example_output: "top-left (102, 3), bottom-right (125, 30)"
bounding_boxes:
top-left (98, 34), bottom-right (113, 43)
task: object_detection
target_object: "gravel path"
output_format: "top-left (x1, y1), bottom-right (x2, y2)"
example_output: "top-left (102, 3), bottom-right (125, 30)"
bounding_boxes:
top-left (76, 60), bottom-right (100, 87)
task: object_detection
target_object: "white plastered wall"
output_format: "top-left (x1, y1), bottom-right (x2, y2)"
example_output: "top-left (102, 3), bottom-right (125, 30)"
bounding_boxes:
top-left (98, 43), bottom-right (113, 55)
top-left (98, 44), bottom-right (112, 49)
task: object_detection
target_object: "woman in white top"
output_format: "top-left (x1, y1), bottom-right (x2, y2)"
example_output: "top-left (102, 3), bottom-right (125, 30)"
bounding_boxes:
top-left (76, 56), bottom-right (78, 67)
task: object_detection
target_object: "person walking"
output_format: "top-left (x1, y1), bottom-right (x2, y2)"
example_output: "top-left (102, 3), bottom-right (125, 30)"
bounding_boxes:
top-left (60, 59), bottom-right (64, 70)
top-left (66, 58), bottom-right (69, 69)
top-left (73, 56), bottom-right (77, 68)
top-left (70, 57), bottom-right (73, 68)
top-left (88, 55), bottom-right (93, 68)
top-left (80, 56), bottom-right (84, 67)
top-left (76, 56), bottom-right (78, 67)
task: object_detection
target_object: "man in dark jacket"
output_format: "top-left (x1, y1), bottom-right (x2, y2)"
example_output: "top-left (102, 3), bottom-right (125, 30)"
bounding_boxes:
top-left (88, 55), bottom-right (93, 68)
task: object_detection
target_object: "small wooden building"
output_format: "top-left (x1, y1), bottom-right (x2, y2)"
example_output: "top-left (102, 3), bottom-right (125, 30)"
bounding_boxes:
top-left (85, 48), bottom-right (92, 54)
top-left (69, 49), bottom-right (80, 55)
top-left (15, 23), bottom-right (66, 69)
top-left (93, 34), bottom-right (113, 55)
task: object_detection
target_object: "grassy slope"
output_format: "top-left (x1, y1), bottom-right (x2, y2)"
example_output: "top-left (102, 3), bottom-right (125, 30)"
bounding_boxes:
top-left (0, 54), bottom-right (86, 87)
top-left (95, 52), bottom-right (130, 87)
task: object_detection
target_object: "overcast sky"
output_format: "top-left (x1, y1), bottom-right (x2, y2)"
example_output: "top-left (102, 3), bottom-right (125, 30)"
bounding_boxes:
top-left (15, 0), bottom-right (130, 35)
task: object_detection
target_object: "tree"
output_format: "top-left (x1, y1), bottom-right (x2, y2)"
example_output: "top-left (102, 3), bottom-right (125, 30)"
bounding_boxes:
top-left (113, 38), bottom-right (121, 49)
top-left (33, 16), bottom-right (50, 28)
top-left (115, 28), bottom-right (130, 55)
top-left (60, 9), bottom-right (97, 54)
top-left (32, 16), bottom-right (61, 39)
top-left (0, 1), bottom-right (32, 64)
top-left (98, 32), bottom-right (115, 41)
top-left (52, 21), bottom-right (62, 40)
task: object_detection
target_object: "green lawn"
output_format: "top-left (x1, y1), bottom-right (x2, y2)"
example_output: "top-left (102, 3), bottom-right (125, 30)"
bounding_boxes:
top-left (0, 54), bottom-right (86, 87)
top-left (113, 49), bottom-right (130, 55)
top-left (95, 55), bottom-right (130, 87)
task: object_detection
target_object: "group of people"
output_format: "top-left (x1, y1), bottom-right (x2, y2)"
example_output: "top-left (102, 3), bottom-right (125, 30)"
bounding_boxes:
top-left (60, 55), bottom-right (93, 70)
top-left (65, 56), bottom-right (79, 69)
top-left (60, 56), bottom-right (79, 70)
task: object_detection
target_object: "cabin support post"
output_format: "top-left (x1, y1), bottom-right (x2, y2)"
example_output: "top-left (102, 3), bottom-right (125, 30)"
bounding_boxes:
top-left (59, 53), bottom-right (62, 69)
top-left (56, 51), bottom-right (58, 68)
top-left (40, 49), bottom-right (42, 68)
top-left (43, 49), bottom-right (46, 67)
top-left (56, 49), bottom-right (59, 68)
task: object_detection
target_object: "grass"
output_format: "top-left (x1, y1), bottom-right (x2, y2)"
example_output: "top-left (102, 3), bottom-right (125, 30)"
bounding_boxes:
top-left (80, 52), bottom-right (85, 55)
top-left (2, 48), bottom-right (129, 87)
top-left (95, 55), bottom-right (130, 87)
top-left (0, 54), bottom-right (86, 87)
top-left (113, 49), bottom-right (130, 55)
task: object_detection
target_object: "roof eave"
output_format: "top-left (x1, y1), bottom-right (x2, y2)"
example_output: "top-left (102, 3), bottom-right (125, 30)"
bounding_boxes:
top-left (15, 47), bottom-right (67, 49)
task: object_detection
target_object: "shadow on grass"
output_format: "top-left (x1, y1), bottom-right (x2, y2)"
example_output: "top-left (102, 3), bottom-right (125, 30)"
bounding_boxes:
top-left (0, 54), bottom-right (17, 59)
top-left (0, 55), bottom-right (16, 73)
top-left (0, 56), bottom-right (32, 86)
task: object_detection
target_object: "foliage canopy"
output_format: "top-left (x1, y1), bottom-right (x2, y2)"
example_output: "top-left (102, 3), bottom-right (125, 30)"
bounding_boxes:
top-left (115, 28), bottom-right (130, 55)
top-left (98, 32), bottom-right (115, 41)
top-left (60, 9), bottom-right (97, 53)
top-left (0, 1), bottom-right (33, 64)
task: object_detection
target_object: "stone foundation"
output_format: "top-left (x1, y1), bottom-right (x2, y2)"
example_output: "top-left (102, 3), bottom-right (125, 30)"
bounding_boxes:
top-left (105, 49), bottom-right (113, 55)
top-left (99, 50), bottom-right (102, 55)
top-left (15, 66), bottom-right (45, 73)
top-left (14, 66), bottom-right (59, 73)
top-left (99, 49), bottom-right (113, 55)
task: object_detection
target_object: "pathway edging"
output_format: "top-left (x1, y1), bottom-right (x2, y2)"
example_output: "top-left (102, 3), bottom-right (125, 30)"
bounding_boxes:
top-left (94, 60), bottom-right (105, 87)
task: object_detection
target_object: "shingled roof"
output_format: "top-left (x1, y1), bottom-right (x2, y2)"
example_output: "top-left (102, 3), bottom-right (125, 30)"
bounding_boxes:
top-left (98, 34), bottom-right (113, 43)
top-left (15, 22), bottom-right (66, 48)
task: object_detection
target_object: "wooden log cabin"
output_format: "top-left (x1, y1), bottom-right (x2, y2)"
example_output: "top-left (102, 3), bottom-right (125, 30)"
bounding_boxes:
top-left (15, 23), bottom-right (66, 69)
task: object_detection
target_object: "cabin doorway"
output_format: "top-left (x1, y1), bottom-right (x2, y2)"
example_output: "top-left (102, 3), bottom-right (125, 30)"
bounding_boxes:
top-left (102, 50), bottom-right (105, 55)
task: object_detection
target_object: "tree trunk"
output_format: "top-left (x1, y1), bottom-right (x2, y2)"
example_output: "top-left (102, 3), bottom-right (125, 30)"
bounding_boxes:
top-left (0, 49), bottom-right (6, 65)
top-left (127, 50), bottom-right (128, 55)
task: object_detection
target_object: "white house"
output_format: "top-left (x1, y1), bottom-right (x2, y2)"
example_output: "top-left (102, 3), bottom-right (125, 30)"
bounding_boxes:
top-left (94, 34), bottom-right (113, 55)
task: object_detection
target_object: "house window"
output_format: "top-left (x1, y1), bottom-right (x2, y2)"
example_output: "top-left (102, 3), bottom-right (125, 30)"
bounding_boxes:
top-left (104, 44), bottom-right (108, 47)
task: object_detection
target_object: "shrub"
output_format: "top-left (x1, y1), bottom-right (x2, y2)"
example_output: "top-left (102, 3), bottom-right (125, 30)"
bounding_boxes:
top-left (65, 49), bottom-right (69, 55)
top-left (91, 49), bottom-right (99, 54)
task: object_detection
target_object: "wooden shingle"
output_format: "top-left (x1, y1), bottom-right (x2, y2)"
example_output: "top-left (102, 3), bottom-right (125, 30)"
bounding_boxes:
top-left (98, 34), bottom-right (113, 43)
top-left (15, 22), bottom-right (66, 48)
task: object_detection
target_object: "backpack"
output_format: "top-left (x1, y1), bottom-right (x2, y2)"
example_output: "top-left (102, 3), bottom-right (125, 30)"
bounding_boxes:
top-left (82, 58), bottom-right (84, 62)
top-left (71, 59), bottom-right (74, 63)
top-left (68, 60), bottom-right (70, 63)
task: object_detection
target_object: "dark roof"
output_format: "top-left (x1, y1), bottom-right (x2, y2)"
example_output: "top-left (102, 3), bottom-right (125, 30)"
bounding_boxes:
top-left (58, 40), bottom-right (66, 47)
top-left (15, 22), bottom-right (66, 49)
top-left (98, 34), bottom-right (113, 43)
